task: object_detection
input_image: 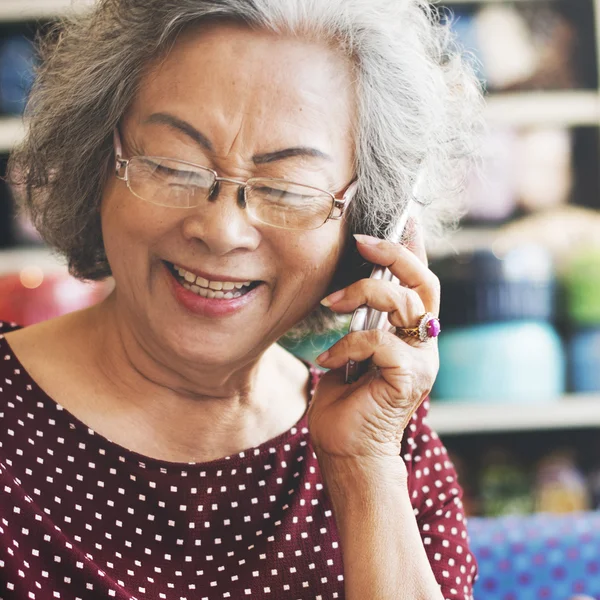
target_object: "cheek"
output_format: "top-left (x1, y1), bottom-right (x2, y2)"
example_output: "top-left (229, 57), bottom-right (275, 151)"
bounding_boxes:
top-left (277, 227), bottom-right (347, 299)
top-left (100, 184), bottom-right (171, 276)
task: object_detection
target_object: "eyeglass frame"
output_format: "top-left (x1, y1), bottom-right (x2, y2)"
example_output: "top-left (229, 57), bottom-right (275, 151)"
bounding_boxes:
top-left (112, 128), bottom-right (358, 230)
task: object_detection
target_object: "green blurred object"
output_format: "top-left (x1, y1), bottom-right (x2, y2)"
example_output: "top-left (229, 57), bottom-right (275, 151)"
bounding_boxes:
top-left (279, 319), bottom-right (349, 365)
top-left (562, 247), bottom-right (600, 325)
top-left (479, 449), bottom-right (534, 517)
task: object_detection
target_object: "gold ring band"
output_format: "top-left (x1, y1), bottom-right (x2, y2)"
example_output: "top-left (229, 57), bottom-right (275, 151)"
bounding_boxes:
top-left (395, 312), bottom-right (441, 342)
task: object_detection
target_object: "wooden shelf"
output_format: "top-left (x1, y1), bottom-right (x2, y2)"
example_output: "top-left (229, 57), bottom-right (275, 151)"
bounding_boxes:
top-left (485, 91), bottom-right (600, 127)
top-left (429, 395), bottom-right (600, 435)
top-left (0, 0), bottom-right (92, 22)
top-left (2, 92), bottom-right (598, 156)
top-left (0, 116), bottom-right (24, 154)
top-left (426, 226), bottom-right (499, 258)
top-left (442, 0), bottom-right (546, 3)
top-left (0, 247), bottom-right (67, 276)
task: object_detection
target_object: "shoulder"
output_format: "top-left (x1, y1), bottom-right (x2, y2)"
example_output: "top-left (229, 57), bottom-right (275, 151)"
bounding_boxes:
top-left (0, 321), bottom-right (23, 379)
top-left (0, 321), bottom-right (22, 336)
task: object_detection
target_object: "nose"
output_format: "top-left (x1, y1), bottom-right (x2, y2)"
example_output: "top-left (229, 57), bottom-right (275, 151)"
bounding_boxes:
top-left (181, 180), bottom-right (261, 256)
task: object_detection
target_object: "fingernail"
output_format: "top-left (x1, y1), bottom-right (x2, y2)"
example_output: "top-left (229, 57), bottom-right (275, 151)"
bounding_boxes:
top-left (320, 289), bottom-right (345, 307)
top-left (315, 351), bottom-right (330, 364)
top-left (354, 234), bottom-right (381, 246)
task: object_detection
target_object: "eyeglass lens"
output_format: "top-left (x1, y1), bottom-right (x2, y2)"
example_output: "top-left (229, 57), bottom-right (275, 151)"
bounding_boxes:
top-left (126, 156), bottom-right (335, 230)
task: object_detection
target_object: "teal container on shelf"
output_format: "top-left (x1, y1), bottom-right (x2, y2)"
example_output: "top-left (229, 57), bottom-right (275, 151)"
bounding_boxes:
top-left (433, 321), bottom-right (565, 403)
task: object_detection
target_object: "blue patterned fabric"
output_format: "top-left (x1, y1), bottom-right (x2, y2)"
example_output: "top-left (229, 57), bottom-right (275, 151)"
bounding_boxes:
top-left (469, 512), bottom-right (600, 599)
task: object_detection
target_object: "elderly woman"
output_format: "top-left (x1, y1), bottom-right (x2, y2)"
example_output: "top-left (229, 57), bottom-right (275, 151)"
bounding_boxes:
top-left (2, 0), bottom-right (482, 598)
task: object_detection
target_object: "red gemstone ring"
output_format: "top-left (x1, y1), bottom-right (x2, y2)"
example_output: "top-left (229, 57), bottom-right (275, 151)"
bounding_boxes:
top-left (395, 312), bottom-right (441, 342)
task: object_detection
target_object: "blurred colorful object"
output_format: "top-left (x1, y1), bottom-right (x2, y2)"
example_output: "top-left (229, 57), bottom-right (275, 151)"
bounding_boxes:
top-left (469, 512), bottom-right (600, 599)
top-left (479, 448), bottom-right (533, 517)
top-left (515, 128), bottom-right (572, 213)
top-left (433, 320), bottom-right (565, 402)
top-left (562, 247), bottom-right (600, 326)
top-left (0, 270), bottom-right (111, 325)
top-left (432, 247), bottom-right (555, 326)
top-left (464, 127), bottom-right (572, 224)
top-left (0, 35), bottom-right (37, 115)
top-left (494, 207), bottom-right (600, 265)
top-left (450, 3), bottom-right (581, 92)
top-left (533, 452), bottom-right (590, 513)
top-left (568, 328), bottom-right (600, 392)
top-left (464, 128), bottom-right (518, 222)
top-left (431, 246), bottom-right (564, 401)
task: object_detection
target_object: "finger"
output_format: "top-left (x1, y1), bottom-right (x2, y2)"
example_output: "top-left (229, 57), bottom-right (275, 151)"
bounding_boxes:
top-left (321, 278), bottom-right (426, 328)
top-left (316, 329), bottom-right (413, 373)
top-left (352, 235), bottom-right (440, 315)
top-left (316, 330), bottom-right (439, 399)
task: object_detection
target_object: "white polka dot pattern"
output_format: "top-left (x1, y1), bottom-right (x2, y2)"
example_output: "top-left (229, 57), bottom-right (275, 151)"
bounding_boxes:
top-left (0, 322), bottom-right (476, 598)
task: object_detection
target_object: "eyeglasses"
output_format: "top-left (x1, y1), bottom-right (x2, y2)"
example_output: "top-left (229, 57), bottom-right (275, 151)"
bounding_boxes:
top-left (113, 129), bottom-right (357, 231)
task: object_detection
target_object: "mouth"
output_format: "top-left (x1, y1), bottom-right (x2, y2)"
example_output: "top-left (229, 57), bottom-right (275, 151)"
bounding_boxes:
top-left (164, 261), bottom-right (262, 299)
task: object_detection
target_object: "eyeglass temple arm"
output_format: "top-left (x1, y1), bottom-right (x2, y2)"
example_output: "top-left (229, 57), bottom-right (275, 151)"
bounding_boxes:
top-left (113, 128), bottom-right (124, 158)
top-left (113, 127), bottom-right (128, 179)
top-left (330, 179), bottom-right (359, 219)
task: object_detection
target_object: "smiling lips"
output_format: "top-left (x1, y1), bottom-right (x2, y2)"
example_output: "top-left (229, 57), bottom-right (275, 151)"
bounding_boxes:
top-left (172, 263), bottom-right (256, 299)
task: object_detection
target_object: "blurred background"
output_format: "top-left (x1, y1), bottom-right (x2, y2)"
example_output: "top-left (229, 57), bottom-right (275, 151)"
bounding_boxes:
top-left (0, 0), bottom-right (599, 598)
top-left (1, 0), bottom-right (600, 527)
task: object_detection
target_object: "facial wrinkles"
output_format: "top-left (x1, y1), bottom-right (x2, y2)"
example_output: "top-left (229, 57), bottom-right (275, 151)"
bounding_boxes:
top-left (125, 29), bottom-right (351, 267)
top-left (195, 45), bottom-right (342, 170)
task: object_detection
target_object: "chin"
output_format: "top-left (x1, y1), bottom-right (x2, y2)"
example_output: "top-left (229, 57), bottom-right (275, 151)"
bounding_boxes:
top-left (155, 320), bottom-right (263, 368)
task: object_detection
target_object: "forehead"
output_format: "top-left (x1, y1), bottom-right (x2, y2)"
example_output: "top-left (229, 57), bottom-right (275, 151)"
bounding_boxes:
top-left (128, 22), bottom-right (356, 156)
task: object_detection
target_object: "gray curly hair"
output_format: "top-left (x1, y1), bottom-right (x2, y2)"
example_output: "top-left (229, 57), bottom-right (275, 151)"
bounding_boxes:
top-left (8, 0), bottom-right (483, 334)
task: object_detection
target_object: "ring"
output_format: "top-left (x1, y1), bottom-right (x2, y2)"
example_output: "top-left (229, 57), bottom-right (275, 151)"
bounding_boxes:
top-left (395, 312), bottom-right (441, 342)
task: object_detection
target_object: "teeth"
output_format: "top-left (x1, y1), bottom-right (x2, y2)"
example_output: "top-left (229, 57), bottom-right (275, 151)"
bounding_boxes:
top-left (173, 264), bottom-right (254, 292)
top-left (176, 269), bottom-right (251, 300)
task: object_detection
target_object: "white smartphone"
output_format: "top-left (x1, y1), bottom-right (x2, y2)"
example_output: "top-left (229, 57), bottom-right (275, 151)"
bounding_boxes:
top-left (344, 199), bottom-right (414, 383)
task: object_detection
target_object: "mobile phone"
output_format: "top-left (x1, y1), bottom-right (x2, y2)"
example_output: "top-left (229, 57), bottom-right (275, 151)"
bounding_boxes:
top-left (344, 200), bottom-right (414, 383)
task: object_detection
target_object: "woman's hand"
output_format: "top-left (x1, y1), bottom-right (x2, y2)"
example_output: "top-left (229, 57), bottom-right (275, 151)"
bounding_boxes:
top-left (308, 228), bottom-right (440, 460)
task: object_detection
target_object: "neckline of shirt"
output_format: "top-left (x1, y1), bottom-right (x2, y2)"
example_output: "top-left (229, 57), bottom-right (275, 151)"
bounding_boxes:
top-left (0, 320), bottom-right (322, 474)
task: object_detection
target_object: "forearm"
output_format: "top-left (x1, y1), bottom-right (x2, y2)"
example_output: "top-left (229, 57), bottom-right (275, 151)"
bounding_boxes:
top-left (318, 454), bottom-right (444, 600)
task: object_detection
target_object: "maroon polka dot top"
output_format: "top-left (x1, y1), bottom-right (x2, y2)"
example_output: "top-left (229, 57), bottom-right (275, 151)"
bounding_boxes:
top-left (0, 322), bottom-right (477, 599)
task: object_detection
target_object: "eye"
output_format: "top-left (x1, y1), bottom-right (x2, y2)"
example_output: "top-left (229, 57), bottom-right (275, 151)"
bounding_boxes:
top-left (253, 186), bottom-right (313, 204)
top-left (142, 159), bottom-right (213, 188)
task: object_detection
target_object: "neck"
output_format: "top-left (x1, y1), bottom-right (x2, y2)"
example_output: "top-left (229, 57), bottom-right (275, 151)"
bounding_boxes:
top-left (72, 299), bottom-right (310, 462)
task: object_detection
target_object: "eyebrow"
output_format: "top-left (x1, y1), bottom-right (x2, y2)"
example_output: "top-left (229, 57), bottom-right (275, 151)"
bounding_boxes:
top-left (253, 147), bottom-right (332, 165)
top-left (145, 113), bottom-right (214, 152)
top-left (144, 112), bottom-right (332, 164)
